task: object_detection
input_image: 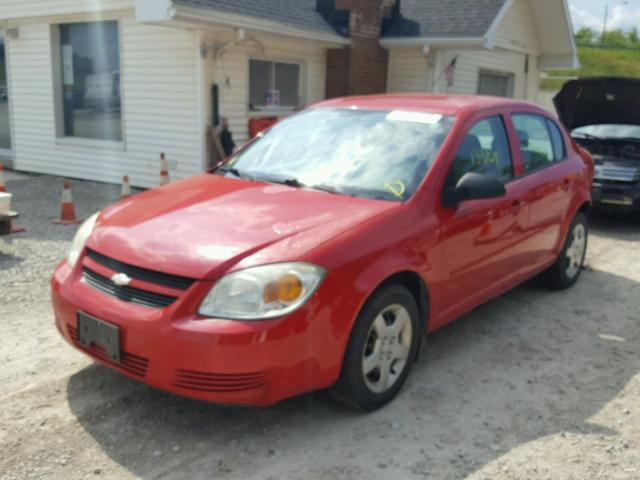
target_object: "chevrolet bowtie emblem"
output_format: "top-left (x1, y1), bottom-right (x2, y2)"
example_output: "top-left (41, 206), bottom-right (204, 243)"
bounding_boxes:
top-left (111, 273), bottom-right (133, 287)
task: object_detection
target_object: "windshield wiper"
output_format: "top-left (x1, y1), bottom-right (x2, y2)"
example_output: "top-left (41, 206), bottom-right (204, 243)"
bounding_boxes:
top-left (258, 176), bottom-right (345, 194)
top-left (216, 166), bottom-right (253, 180)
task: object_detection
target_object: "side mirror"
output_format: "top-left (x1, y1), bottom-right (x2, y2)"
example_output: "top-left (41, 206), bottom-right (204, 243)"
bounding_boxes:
top-left (442, 172), bottom-right (506, 208)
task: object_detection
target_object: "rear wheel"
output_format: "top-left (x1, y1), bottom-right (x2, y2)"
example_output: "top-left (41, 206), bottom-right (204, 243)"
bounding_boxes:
top-left (330, 284), bottom-right (421, 411)
top-left (541, 212), bottom-right (588, 290)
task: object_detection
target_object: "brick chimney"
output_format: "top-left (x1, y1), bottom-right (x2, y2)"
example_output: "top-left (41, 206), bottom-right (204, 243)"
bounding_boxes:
top-left (323, 0), bottom-right (398, 98)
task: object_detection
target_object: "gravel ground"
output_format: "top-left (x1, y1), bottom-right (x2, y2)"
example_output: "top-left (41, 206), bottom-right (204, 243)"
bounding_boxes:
top-left (1, 170), bottom-right (640, 480)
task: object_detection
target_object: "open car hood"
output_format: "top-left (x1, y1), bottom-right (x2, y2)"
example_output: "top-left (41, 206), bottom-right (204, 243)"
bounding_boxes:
top-left (554, 77), bottom-right (640, 131)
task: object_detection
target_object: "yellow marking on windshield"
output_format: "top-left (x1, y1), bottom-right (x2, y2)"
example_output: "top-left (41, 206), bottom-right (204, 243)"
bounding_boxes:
top-left (384, 181), bottom-right (406, 200)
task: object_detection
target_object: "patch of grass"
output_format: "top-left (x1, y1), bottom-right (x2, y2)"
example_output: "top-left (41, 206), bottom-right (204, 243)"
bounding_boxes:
top-left (541, 47), bottom-right (640, 90)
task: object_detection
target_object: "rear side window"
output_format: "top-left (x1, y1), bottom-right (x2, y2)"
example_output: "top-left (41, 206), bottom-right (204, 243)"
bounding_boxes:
top-left (512, 114), bottom-right (555, 173)
top-left (444, 116), bottom-right (513, 190)
top-left (546, 119), bottom-right (566, 161)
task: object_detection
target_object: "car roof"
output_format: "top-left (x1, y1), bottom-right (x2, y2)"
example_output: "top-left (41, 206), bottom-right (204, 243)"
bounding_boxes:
top-left (313, 94), bottom-right (545, 118)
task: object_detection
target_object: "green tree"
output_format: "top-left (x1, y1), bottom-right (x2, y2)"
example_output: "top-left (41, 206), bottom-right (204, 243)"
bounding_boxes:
top-left (602, 29), bottom-right (630, 48)
top-left (575, 27), bottom-right (597, 46)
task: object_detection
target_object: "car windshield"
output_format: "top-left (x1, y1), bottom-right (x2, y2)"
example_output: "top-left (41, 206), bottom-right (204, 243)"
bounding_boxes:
top-left (219, 108), bottom-right (454, 202)
top-left (573, 124), bottom-right (640, 141)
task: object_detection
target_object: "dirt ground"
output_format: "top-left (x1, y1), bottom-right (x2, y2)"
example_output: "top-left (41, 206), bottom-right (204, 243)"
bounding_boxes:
top-left (1, 170), bottom-right (639, 480)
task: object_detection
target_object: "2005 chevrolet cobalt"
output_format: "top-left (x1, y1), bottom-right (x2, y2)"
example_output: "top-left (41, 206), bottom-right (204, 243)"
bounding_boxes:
top-left (52, 95), bottom-right (593, 410)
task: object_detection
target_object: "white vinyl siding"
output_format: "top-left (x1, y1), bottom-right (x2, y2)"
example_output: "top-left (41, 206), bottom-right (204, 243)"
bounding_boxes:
top-left (387, 47), bottom-right (430, 93)
top-left (436, 49), bottom-right (526, 97)
top-left (493, 0), bottom-right (540, 55)
top-left (0, 0), bottom-right (132, 20)
top-left (204, 33), bottom-right (327, 145)
top-left (8, 18), bottom-right (202, 188)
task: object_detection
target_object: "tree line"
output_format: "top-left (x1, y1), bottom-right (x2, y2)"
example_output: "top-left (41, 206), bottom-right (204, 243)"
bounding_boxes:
top-left (576, 27), bottom-right (640, 49)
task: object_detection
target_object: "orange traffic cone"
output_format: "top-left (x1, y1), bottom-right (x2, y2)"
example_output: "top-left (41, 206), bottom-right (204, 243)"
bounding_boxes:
top-left (121, 175), bottom-right (132, 199)
top-left (160, 153), bottom-right (170, 186)
top-left (53, 179), bottom-right (82, 225)
top-left (0, 162), bottom-right (5, 193)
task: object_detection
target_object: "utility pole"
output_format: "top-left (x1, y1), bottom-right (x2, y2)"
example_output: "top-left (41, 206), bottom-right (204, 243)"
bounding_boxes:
top-left (602, 4), bottom-right (609, 45)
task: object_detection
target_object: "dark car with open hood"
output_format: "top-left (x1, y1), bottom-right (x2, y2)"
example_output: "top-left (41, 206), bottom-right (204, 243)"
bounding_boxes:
top-left (555, 77), bottom-right (640, 214)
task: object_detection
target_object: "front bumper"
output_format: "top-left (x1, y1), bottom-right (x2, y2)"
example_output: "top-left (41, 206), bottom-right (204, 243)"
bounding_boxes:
top-left (51, 259), bottom-right (354, 406)
top-left (591, 181), bottom-right (640, 212)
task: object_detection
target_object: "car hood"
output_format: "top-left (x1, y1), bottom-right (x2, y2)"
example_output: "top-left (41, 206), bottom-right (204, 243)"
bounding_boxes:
top-left (554, 77), bottom-right (640, 131)
top-left (87, 174), bottom-right (397, 279)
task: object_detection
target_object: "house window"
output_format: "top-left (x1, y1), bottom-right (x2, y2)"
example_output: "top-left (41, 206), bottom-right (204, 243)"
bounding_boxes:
top-left (477, 71), bottom-right (515, 98)
top-left (249, 59), bottom-right (301, 111)
top-left (57, 21), bottom-right (122, 142)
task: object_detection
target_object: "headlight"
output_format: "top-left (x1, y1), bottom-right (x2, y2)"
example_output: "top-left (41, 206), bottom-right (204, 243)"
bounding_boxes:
top-left (198, 262), bottom-right (326, 320)
top-left (67, 212), bottom-right (99, 268)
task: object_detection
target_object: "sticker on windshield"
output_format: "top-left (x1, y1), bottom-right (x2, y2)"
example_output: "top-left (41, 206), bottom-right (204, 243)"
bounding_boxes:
top-left (387, 110), bottom-right (443, 125)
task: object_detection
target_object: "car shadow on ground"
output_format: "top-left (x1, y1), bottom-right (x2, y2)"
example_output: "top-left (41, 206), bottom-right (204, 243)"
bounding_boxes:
top-left (590, 209), bottom-right (640, 241)
top-left (66, 265), bottom-right (640, 479)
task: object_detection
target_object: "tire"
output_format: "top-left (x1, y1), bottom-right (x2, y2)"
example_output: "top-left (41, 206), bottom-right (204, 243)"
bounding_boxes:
top-left (330, 284), bottom-right (421, 411)
top-left (540, 212), bottom-right (588, 290)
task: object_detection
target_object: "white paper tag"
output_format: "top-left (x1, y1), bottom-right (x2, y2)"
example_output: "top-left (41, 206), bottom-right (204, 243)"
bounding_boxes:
top-left (386, 110), bottom-right (443, 125)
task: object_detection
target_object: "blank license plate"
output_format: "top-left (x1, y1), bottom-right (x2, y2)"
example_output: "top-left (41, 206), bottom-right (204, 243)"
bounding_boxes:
top-left (77, 312), bottom-right (121, 363)
top-left (601, 197), bottom-right (633, 206)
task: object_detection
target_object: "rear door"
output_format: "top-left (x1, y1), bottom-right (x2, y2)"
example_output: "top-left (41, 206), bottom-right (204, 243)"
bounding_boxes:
top-left (508, 113), bottom-right (574, 271)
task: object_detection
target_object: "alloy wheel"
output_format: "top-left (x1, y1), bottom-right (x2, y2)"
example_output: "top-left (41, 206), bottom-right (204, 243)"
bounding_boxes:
top-left (566, 223), bottom-right (586, 279)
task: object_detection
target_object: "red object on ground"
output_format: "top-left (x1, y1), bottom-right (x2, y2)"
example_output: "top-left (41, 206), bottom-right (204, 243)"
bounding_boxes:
top-left (249, 117), bottom-right (279, 138)
top-left (51, 95), bottom-right (593, 406)
top-left (53, 179), bottom-right (82, 225)
top-left (0, 162), bottom-right (5, 193)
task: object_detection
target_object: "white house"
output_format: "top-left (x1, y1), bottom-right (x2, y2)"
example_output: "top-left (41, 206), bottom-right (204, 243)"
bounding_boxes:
top-left (384, 0), bottom-right (578, 101)
top-left (0, 0), bottom-right (576, 187)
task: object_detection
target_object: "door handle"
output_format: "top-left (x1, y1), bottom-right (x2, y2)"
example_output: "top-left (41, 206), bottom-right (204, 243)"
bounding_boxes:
top-left (510, 199), bottom-right (522, 215)
top-left (562, 178), bottom-right (571, 190)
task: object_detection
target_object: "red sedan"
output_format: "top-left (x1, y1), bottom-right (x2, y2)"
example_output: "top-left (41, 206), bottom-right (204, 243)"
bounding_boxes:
top-left (52, 95), bottom-right (593, 410)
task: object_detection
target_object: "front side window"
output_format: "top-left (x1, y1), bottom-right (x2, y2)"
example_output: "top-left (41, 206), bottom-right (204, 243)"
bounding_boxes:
top-left (59, 21), bottom-right (121, 141)
top-left (249, 59), bottom-right (301, 111)
top-left (222, 108), bottom-right (454, 202)
top-left (444, 116), bottom-right (513, 191)
top-left (512, 114), bottom-right (555, 173)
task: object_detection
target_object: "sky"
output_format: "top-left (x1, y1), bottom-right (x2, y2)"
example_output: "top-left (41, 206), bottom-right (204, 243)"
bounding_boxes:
top-left (569, 0), bottom-right (640, 32)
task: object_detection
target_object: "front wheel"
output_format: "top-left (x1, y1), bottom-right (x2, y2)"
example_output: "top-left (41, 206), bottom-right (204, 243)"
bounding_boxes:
top-left (330, 284), bottom-right (421, 411)
top-left (541, 212), bottom-right (588, 290)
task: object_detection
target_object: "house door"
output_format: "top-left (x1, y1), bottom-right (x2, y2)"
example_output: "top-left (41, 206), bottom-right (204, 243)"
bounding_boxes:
top-left (0, 35), bottom-right (12, 158)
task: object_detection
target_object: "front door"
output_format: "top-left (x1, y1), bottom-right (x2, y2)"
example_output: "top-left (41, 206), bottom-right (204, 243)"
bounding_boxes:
top-left (436, 114), bottom-right (529, 326)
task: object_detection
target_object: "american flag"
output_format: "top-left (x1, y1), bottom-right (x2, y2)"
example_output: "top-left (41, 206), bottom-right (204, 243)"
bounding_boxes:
top-left (444, 57), bottom-right (457, 88)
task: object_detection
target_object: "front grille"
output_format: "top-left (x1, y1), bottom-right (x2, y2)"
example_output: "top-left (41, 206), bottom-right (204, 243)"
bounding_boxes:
top-left (173, 369), bottom-right (267, 393)
top-left (83, 268), bottom-right (177, 309)
top-left (86, 249), bottom-right (195, 290)
top-left (594, 165), bottom-right (640, 183)
top-left (68, 325), bottom-right (149, 378)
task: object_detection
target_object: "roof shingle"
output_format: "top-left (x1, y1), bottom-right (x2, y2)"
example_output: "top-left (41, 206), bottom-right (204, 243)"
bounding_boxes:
top-left (383, 0), bottom-right (508, 39)
top-left (173, 0), bottom-right (342, 36)
top-left (174, 0), bottom-right (509, 40)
